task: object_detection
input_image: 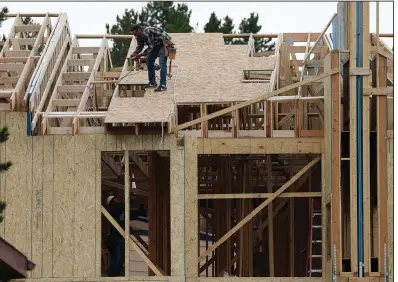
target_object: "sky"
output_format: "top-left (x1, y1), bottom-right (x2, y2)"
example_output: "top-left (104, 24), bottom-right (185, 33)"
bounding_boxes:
top-left (0, 1), bottom-right (394, 47)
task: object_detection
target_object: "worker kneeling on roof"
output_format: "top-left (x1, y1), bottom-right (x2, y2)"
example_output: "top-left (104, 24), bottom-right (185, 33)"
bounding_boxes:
top-left (131, 25), bottom-right (171, 92)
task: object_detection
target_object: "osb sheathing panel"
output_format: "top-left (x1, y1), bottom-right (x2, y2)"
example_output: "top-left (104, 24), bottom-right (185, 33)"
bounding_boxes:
top-left (4, 113), bottom-right (28, 254)
top-left (0, 112), bottom-right (175, 279)
top-left (0, 112), bottom-right (5, 238)
top-left (387, 137), bottom-right (393, 281)
top-left (169, 139), bottom-right (185, 276)
top-left (184, 136), bottom-right (198, 278)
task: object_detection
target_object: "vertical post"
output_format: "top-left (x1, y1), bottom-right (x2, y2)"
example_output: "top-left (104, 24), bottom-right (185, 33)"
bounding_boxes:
top-left (348, 2), bottom-right (359, 274)
top-left (330, 50), bottom-right (342, 276)
top-left (362, 1), bottom-right (371, 276)
top-left (377, 54), bottom-right (388, 276)
top-left (185, 136), bottom-right (198, 278)
top-left (267, 155), bottom-right (274, 276)
top-left (124, 150), bottom-right (130, 277)
top-left (200, 104), bottom-right (208, 138)
top-left (232, 103), bottom-right (240, 137)
top-left (148, 152), bottom-right (157, 276)
top-left (170, 137), bottom-right (185, 277)
top-left (289, 204), bottom-right (295, 274)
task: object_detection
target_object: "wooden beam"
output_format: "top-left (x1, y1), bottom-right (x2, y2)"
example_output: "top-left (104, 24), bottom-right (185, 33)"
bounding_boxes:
top-left (330, 50), bottom-right (342, 274)
top-left (267, 155), bottom-right (275, 276)
top-left (198, 156), bottom-right (321, 261)
top-left (362, 2), bottom-right (371, 275)
top-left (377, 54), bottom-right (388, 275)
top-left (101, 206), bottom-right (164, 276)
top-left (349, 3), bottom-right (358, 274)
top-left (196, 138), bottom-right (324, 154)
top-left (124, 150), bottom-right (130, 277)
top-left (197, 192), bottom-right (322, 199)
top-left (172, 69), bottom-right (338, 132)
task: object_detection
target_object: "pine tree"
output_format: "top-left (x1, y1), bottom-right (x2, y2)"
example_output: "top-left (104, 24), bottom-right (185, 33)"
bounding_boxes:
top-left (220, 16), bottom-right (234, 44)
top-left (0, 6), bottom-right (8, 52)
top-left (106, 2), bottom-right (193, 67)
top-left (203, 12), bottom-right (221, 33)
top-left (234, 12), bottom-right (275, 52)
top-left (0, 127), bottom-right (12, 223)
top-left (203, 13), bottom-right (235, 44)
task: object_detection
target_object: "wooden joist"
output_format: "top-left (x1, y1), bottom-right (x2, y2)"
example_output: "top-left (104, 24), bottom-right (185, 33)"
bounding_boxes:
top-left (57, 85), bottom-right (87, 93)
top-left (72, 47), bottom-right (100, 54)
top-left (67, 59), bottom-right (95, 67)
top-left (3, 50), bottom-right (31, 57)
top-left (62, 72), bottom-right (91, 81)
top-left (14, 24), bottom-right (42, 32)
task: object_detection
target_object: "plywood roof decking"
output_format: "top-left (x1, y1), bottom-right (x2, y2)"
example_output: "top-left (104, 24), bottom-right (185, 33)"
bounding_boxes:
top-left (105, 95), bottom-right (175, 123)
top-left (116, 33), bottom-right (275, 104)
top-left (106, 33), bottom-right (275, 124)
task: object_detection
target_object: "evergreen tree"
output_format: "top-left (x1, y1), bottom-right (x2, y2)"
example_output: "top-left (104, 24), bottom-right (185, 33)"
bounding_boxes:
top-left (203, 13), bottom-right (235, 44)
top-left (0, 127), bottom-right (12, 223)
top-left (234, 12), bottom-right (275, 52)
top-left (203, 12), bottom-right (221, 33)
top-left (0, 6), bottom-right (8, 52)
top-left (220, 16), bottom-right (235, 44)
top-left (106, 8), bottom-right (143, 67)
top-left (106, 2), bottom-right (193, 67)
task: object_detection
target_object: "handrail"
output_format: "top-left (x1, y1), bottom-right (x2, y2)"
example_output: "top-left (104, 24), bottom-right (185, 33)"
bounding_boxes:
top-left (0, 14), bottom-right (20, 58)
top-left (72, 36), bottom-right (108, 134)
top-left (41, 36), bottom-right (78, 135)
top-left (25, 13), bottom-right (70, 106)
top-left (30, 14), bottom-right (71, 133)
top-left (303, 13), bottom-right (337, 64)
top-left (10, 14), bottom-right (50, 111)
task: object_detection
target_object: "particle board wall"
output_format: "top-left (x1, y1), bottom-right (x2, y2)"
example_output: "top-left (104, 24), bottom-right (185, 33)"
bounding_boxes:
top-left (0, 112), bottom-right (174, 280)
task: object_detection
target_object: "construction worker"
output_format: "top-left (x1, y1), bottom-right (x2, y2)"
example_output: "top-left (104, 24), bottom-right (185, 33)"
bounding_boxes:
top-left (131, 25), bottom-right (171, 92)
top-left (106, 195), bottom-right (145, 276)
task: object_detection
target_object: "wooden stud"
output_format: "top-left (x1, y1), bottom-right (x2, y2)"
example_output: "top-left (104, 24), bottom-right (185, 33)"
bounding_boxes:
top-left (330, 50), bottom-right (342, 275)
top-left (172, 69), bottom-right (339, 132)
top-left (199, 156), bottom-right (321, 261)
top-left (362, 1), bottom-right (371, 275)
top-left (377, 54), bottom-right (388, 275)
top-left (124, 150), bottom-right (130, 277)
top-left (349, 3), bottom-right (358, 274)
top-left (267, 155), bottom-right (275, 276)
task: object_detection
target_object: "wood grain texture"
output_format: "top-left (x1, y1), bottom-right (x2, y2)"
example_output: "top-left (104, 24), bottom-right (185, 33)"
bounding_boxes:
top-left (4, 112), bottom-right (28, 254)
top-left (31, 137), bottom-right (44, 278)
top-left (73, 135), bottom-right (96, 277)
top-left (42, 136), bottom-right (54, 277)
top-left (53, 135), bottom-right (74, 277)
top-left (95, 135), bottom-right (107, 277)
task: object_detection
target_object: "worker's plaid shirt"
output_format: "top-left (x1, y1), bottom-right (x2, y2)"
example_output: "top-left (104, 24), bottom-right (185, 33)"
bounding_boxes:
top-left (136, 27), bottom-right (171, 55)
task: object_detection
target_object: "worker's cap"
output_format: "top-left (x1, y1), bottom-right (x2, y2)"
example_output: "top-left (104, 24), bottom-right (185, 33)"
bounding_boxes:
top-left (106, 195), bottom-right (116, 206)
top-left (131, 25), bottom-right (142, 33)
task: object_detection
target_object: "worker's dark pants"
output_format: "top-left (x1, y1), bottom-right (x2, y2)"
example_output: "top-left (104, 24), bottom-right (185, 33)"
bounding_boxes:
top-left (108, 239), bottom-right (125, 276)
top-left (147, 45), bottom-right (167, 86)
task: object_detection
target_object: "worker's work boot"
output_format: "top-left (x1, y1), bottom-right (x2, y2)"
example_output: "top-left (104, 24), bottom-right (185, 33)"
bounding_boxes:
top-left (144, 82), bottom-right (157, 88)
top-left (154, 85), bottom-right (167, 92)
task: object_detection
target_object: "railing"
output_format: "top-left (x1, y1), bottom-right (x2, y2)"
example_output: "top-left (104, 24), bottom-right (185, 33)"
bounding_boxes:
top-left (0, 14), bottom-right (20, 58)
top-left (72, 36), bottom-right (107, 134)
top-left (28, 13), bottom-right (71, 135)
top-left (10, 14), bottom-right (51, 111)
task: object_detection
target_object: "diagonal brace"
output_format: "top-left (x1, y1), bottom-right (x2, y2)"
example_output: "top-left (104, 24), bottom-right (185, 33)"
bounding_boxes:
top-left (172, 69), bottom-right (338, 133)
top-left (198, 156), bottom-right (321, 261)
top-left (101, 206), bottom-right (165, 276)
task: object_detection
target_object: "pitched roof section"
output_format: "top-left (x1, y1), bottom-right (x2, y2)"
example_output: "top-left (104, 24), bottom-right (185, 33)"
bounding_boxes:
top-left (118, 33), bottom-right (275, 104)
